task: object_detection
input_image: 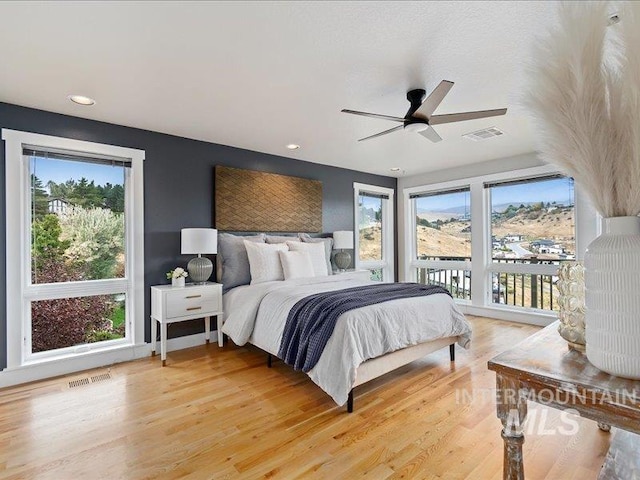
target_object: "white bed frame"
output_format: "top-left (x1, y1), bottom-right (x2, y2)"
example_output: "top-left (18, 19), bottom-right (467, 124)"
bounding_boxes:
top-left (260, 335), bottom-right (460, 412)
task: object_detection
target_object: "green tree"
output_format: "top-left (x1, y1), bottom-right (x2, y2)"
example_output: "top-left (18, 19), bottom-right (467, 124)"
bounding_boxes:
top-left (103, 183), bottom-right (125, 212)
top-left (31, 214), bottom-right (71, 279)
top-left (68, 177), bottom-right (103, 208)
top-left (30, 175), bottom-right (49, 220)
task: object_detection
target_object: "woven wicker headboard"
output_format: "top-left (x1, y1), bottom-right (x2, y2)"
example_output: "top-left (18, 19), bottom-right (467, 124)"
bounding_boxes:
top-left (214, 166), bottom-right (322, 233)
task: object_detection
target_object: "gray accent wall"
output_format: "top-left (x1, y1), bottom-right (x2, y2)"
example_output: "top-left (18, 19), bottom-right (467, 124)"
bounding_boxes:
top-left (0, 102), bottom-right (397, 370)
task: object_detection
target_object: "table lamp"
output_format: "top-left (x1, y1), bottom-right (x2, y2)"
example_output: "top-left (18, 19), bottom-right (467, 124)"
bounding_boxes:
top-left (333, 230), bottom-right (354, 271)
top-left (181, 228), bottom-right (218, 284)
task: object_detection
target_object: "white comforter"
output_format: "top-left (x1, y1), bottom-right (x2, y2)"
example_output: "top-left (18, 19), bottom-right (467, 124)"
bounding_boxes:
top-left (222, 273), bottom-right (472, 405)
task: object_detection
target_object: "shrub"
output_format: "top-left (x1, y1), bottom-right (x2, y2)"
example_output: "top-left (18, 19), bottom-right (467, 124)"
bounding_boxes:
top-left (31, 259), bottom-right (114, 352)
top-left (31, 214), bottom-right (71, 278)
top-left (59, 206), bottom-right (125, 280)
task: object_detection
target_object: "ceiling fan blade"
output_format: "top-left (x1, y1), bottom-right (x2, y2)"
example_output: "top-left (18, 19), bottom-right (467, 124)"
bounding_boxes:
top-left (358, 125), bottom-right (404, 142)
top-left (418, 126), bottom-right (442, 143)
top-left (412, 80), bottom-right (454, 120)
top-left (341, 109), bottom-right (405, 123)
top-left (429, 108), bottom-right (507, 125)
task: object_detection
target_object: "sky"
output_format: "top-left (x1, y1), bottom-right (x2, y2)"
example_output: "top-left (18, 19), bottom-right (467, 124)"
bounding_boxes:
top-left (360, 195), bottom-right (382, 211)
top-left (30, 156), bottom-right (125, 188)
top-left (416, 177), bottom-right (574, 213)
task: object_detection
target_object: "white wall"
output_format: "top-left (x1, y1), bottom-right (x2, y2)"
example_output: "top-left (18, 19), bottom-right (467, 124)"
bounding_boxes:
top-left (397, 152), bottom-right (544, 280)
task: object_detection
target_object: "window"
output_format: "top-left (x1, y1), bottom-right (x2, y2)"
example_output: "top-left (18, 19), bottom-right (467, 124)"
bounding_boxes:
top-left (404, 165), bottom-right (595, 320)
top-left (3, 129), bottom-right (144, 376)
top-left (487, 175), bottom-right (575, 312)
top-left (408, 187), bottom-right (472, 300)
top-left (354, 183), bottom-right (394, 281)
top-left (27, 150), bottom-right (129, 357)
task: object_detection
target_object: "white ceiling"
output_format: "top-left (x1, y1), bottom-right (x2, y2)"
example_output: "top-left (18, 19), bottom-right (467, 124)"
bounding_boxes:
top-left (0, 1), bottom-right (559, 177)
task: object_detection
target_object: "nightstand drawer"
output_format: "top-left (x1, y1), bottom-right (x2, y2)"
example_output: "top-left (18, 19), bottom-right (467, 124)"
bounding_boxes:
top-left (165, 288), bottom-right (220, 318)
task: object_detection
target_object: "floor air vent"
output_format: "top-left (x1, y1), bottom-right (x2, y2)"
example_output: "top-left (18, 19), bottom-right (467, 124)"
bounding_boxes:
top-left (90, 373), bottom-right (111, 383)
top-left (69, 378), bottom-right (90, 388)
top-left (68, 372), bottom-right (112, 388)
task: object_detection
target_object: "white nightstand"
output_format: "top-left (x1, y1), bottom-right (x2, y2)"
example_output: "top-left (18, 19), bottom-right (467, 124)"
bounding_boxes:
top-left (150, 282), bottom-right (223, 366)
top-left (332, 269), bottom-right (371, 281)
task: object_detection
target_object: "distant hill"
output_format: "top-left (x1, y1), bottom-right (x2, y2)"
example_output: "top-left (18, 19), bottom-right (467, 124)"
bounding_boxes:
top-left (492, 200), bottom-right (573, 213)
top-left (417, 204), bottom-right (469, 215)
top-left (408, 203), bottom-right (575, 258)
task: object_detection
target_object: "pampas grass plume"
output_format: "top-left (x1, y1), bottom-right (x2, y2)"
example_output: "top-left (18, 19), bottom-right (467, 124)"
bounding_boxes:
top-left (527, 1), bottom-right (640, 218)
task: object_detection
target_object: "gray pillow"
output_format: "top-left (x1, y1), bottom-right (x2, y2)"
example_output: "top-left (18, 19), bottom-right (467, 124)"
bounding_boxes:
top-left (217, 233), bottom-right (265, 292)
top-left (266, 234), bottom-right (300, 244)
top-left (299, 234), bottom-right (333, 275)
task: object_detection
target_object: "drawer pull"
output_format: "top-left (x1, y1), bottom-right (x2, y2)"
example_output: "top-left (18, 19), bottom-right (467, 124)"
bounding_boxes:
top-left (186, 306), bottom-right (202, 311)
top-left (185, 294), bottom-right (202, 299)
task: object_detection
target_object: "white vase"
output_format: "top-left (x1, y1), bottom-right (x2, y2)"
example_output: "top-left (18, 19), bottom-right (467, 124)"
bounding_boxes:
top-left (171, 276), bottom-right (185, 287)
top-left (585, 216), bottom-right (640, 379)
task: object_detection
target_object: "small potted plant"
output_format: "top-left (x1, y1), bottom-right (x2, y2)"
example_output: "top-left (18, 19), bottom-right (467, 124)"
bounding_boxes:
top-left (166, 267), bottom-right (188, 287)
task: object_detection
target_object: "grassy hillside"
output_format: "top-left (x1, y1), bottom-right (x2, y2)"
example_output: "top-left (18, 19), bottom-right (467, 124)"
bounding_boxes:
top-left (416, 225), bottom-right (471, 258)
top-left (359, 205), bottom-right (574, 262)
top-left (492, 207), bottom-right (574, 252)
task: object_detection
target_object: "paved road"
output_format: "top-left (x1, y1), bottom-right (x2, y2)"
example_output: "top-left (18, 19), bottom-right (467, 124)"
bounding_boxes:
top-left (506, 242), bottom-right (533, 258)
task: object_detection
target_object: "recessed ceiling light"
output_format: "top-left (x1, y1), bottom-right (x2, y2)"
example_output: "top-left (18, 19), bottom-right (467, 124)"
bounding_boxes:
top-left (68, 94), bottom-right (96, 106)
top-left (390, 167), bottom-right (401, 172)
top-left (286, 144), bottom-right (300, 150)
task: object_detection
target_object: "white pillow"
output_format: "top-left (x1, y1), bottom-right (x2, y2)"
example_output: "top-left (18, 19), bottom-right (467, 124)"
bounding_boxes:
top-left (243, 241), bottom-right (288, 284)
top-left (286, 241), bottom-right (328, 277)
top-left (279, 250), bottom-right (315, 280)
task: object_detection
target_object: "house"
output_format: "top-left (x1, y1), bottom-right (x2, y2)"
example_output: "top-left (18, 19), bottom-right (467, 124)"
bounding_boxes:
top-left (503, 234), bottom-right (525, 243)
top-left (47, 198), bottom-right (70, 215)
top-left (0, 2), bottom-right (624, 479)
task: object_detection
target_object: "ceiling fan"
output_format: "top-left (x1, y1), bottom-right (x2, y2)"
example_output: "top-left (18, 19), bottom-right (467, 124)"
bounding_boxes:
top-left (341, 81), bottom-right (507, 143)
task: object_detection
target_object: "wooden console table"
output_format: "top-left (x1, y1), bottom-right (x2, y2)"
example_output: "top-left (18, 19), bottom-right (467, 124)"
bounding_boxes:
top-left (488, 322), bottom-right (640, 479)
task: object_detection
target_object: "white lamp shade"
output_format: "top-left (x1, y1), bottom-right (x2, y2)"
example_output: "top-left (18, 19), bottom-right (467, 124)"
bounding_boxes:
top-left (181, 228), bottom-right (218, 254)
top-left (333, 230), bottom-right (354, 249)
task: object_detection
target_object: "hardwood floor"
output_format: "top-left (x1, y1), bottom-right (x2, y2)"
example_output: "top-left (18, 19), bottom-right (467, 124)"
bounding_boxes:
top-left (0, 317), bottom-right (610, 479)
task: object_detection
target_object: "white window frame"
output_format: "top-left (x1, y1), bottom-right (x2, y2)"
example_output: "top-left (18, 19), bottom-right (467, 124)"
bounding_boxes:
top-left (405, 183), bottom-right (473, 304)
top-left (354, 182), bottom-right (395, 281)
top-left (403, 164), bottom-right (597, 324)
top-left (2, 129), bottom-right (145, 380)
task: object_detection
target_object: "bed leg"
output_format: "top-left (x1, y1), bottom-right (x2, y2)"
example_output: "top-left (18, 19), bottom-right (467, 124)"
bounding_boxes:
top-left (450, 343), bottom-right (455, 362)
top-left (347, 390), bottom-right (354, 413)
top-left (267, 354), bottom-right (272, 368)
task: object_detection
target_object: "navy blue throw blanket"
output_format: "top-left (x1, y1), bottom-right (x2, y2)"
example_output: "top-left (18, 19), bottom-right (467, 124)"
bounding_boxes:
top-left (278, 283), bottom-right (451, 372)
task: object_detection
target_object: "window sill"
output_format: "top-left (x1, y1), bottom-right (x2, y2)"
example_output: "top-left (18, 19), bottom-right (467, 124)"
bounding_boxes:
top-left (458, 303), bottom-right (556, 327)
top-left (0, 342), bottom-right (149, 389)
top-left (22, 339), bottom-right (133, 366)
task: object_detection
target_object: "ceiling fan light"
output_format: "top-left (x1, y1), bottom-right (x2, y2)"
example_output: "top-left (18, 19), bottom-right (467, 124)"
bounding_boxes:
top-left (404, 123), bottom-right (429, 133)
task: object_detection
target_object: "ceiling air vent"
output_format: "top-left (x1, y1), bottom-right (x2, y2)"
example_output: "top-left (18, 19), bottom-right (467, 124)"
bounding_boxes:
top-left (462, 126), bottom-right (504, 141)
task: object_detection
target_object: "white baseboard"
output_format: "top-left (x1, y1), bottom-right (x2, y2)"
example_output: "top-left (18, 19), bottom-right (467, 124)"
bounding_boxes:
top-left (0, 331), bottom-right (218, 389)
top-left (459, 304), bottom-right (554, 327)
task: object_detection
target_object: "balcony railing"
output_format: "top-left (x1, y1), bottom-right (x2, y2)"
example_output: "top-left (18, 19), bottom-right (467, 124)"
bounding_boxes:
top-left (415, 256), bottom-right (567, 311)
top-left (492, 257), bottom-right (562, 311)
top-left (416, 256), bottom-right (472, 301)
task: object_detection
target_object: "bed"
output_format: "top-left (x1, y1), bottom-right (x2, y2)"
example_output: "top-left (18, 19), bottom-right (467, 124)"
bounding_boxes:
top-left (221, 271), bottom-right (472, 411)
